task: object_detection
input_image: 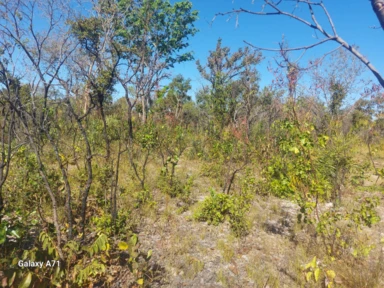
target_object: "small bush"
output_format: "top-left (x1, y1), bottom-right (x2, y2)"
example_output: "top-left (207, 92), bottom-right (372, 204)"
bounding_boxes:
top-left (194, 189), bottom-right (250, 237)
top-left (91, 210), bottom-right (132, 236)
top-left (157, 174), bottom-right (193, 198)
top-left (157, 174), bottom-right (194, 213)
top-left (194, 190), bottom-right (233, 225)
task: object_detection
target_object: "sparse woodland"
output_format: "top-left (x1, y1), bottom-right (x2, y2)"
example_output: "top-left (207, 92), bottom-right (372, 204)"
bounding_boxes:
top-left (1, 0), bottom-right (384, 287)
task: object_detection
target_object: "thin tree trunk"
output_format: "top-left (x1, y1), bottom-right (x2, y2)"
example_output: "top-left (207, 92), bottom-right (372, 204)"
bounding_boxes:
top-left (99, 104), bottom-right (110, 160)
top-left (67, 100), bottom-right (93, 240)
top-left (10, 101), bottom-right (65, 259)
top-left (22, 128), bottom-right (64, 259)
top-left (111, 139), bottom-right (122, 227)
top-left (127, 103), bottom-right (134, 142)
top-left (0, 108), bottom-right (15, 219)
top-left (141, 95), bottom-right (147, 124)
top-left (45, 132), bottom-right (73, 240)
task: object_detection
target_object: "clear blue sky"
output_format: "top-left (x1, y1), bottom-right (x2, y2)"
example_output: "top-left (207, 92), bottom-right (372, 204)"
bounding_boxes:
top-left (171, 0), bottom-right (384, 98)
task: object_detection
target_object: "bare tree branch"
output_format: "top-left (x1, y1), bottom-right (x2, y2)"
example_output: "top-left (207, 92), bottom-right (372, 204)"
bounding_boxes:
top-left (244, 38), bottom-right (334, 52)
top-left (216, 0), bottom-right (384, 89)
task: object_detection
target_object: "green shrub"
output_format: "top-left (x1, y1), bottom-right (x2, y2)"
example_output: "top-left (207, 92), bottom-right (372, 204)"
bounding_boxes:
top-left (194, 189), bottom-right (250, 237)
top-left (91, 210), bottom-right (132, 236)
top-left (261, 119), bottom-right (357, 203)
top-left (194, 189), bottom-right (233, 225)
top-left (157, 174), bottom-right (193, 198)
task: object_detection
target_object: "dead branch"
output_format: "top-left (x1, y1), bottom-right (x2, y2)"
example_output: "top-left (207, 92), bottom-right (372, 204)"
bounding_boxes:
top-left (216, 0), bottom-right (384, 89)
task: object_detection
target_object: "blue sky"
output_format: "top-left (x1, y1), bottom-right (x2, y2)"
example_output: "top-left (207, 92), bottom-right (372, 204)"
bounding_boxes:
top-left (170, 0), bottom-right (384, 98)
top-left (5, 0), bottom-right (381, 101)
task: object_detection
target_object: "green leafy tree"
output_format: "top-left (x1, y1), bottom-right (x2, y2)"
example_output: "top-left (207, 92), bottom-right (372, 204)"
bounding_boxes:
top-left (116, 0), bottom-right (198, 125)
top-left (329, 79), bottom-right (346, 116)
top-left (196, 38), bottom-right (261, 130)
top-left (156, 74), bottom-right (192, 120)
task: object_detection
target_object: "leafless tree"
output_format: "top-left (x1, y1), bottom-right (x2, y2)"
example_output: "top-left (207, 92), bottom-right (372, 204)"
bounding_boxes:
top-left (0, 59), bottom-right (17, 219)
top-left (0, 0), bottom-right (78, 257)
top-left (53, 61), bottom-right (102, 240)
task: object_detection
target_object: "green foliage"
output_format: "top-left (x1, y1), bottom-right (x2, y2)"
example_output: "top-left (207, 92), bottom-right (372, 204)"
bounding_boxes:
top-left (194, 188), bottom-right (251, 237)
top-left (194, 189), bottom-right (232, 225)
top-left (262, 120), bottom-right (326, 199)
top-left (260, 118), bottom-right (382, 279)
top-left (74, 260), bottom-right (106, 286)
top-left (350, 161), bottom-right (369, 186)
top-left (157, 173), bottom-right (193, 198)
top-left (157, 125), bottom-right (188, 175)
top-left (196, 38), bottom-right (261, 129)
top-left (329, 79), bottom-right (346, 116)
top-left (128, 121), bottom-right (159, 190)
top-left (302, 256), bottom-right (336, 288)
top-left (83, 233), bottom-right (109, 257)
top-left (58, 232), bottom-right (110, 286)
top-left (134, 189), bottom-right (156, 208)
top-left (0, 231), bottom-right (63, 287)
top-left (6, 146), bottom-right (45, 208)
top-left (262, 119), bottom-right (355, 202)
top-left (118, 234), bottom-right (153, 286)
top-left (201, 131), bottom-right (249, 192)
top-left (304, 196), bottom-right (381, 262)
top-left (154, 74), bottom-right (192, 119)
top-left (316, 132), bottom-right (355, 201)
top-left (155, 124), bottom-right (193, 206)
top-left (349, 196), bottom-right (381, 228)
top-left (92, 210), bottom-right (132, 236)
top-left (39, 231), bottom-right (60, 259)
top-left (301, 198), bottom-right (380, 286)
top-left (91, 163), bottom-right (114, 206)
top-left (352, 108), bottom-right (371, 130)
top-left (182, 101), bottom-right (201, 130)
top-left (87, 118), bottom-right (109, 151)
top-left (106, 114), bottom-right (126, 141)
top-left (0, 210), bottom-right (32, 246)
top-left (136, 122), bottom-right (158, 150)
top-left (0, 228), bottom-right (114, 287)
top-left (70, 17), bottom-right (104, 56)
top-left (0, 210), bottom-right (41, 286)
top-left (117, 0), bottom-right (198, 67)
top-left (167, 74), bottom-right (192, 101)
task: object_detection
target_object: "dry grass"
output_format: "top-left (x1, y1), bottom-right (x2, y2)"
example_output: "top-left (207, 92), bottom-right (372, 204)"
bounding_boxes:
top-left (217, 238), bottom-right (235, 263)
top-left (111, 149), bottom-right (384, 287)
top-left (245, 261), bottom-right (280, 288)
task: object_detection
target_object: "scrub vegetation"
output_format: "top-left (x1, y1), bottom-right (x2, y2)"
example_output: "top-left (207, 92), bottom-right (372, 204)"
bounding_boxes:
top-left (1, 0), bottom-right (384, 287)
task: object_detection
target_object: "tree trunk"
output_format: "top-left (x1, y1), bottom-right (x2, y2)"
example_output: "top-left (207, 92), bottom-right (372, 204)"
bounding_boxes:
top-left (141, 96), bottom-right (147, 124)
top-left (0, 109), bottom-right (14, 220)
top-left (46, 132), bottom-right (74, 240)
top-left (99, 104), bottom-right (110, 160)
top-left (111, 139), bottom-right (121, 227)
top-left (67, 100), bottom-right (93, 241)
top-left (127, 103), bottom-right (134, 142)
